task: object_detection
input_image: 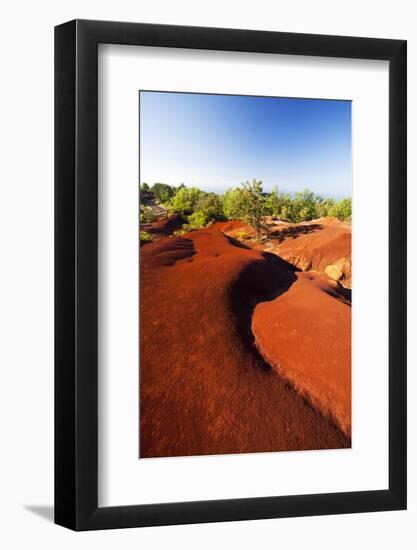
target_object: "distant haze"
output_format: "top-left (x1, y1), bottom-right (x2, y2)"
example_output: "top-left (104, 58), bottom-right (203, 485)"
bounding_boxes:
top-left (139, 91), bottom-right (352, 199)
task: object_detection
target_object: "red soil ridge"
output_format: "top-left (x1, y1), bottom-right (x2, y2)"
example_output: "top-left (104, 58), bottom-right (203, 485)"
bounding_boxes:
top-left (252, 271), bottom-right (351, 437)
top-left (140, 222), bottom-right (350, 458)
top-left (227, 217), bottom-right (352, 287)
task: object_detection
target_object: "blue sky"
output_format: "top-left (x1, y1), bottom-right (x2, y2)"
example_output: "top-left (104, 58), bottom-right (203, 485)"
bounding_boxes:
top-left (139, 91), bottom-right (352, 199)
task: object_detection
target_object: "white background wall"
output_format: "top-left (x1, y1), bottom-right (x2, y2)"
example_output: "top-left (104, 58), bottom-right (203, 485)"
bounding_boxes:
top-left (0, 1), bottom-right (415, 548)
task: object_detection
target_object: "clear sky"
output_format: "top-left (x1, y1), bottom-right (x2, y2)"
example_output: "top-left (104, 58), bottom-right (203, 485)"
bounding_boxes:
top-left (139, 91), bottom-right (352, 199)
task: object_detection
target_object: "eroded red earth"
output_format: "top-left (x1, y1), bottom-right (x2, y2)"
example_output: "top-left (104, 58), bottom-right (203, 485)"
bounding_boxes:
top-left (140, 220), bottom-right (351, 458)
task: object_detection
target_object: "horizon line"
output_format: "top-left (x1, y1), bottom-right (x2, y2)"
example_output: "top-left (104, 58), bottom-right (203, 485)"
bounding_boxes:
top-left (139, 181), bottom-right (351, 200)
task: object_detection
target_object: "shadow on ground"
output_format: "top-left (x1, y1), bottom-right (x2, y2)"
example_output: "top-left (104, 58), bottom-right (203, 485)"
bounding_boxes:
top-left (270, 223), bottom-right (323, 243)
top-left (24, 505), bottom-right (54, 523)
top-left (229, 251), bottom-right (298, 371)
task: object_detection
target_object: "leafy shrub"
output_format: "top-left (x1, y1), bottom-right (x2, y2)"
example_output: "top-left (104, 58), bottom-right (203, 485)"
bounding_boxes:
top-left (290, 190), bottom-right (318, 222)
top-left (333, 198), bottom-right (352, 221)
top-left (264, 187), bottom-right (297, 222)
top-left (170, 187), bottom-right (203, 213)
top-left (315, 198), bottom-right (336, 219)
top-left (139, 230), bottom-right (152, 242)
top-left (140, 206), bottom-right (154, 223)
top-left (222, 188), bottom-right (246, 219)
top-left (237, 180), bottom-right (268, 240)
top-left (173, 228), bottom-right (187, 237)
top-left (177, 211), bottom-right (209, 234)
top-left (186, 211), bottom-right (209, 230)
top-left (195, 193), bottom-right (224, 220)
top-left (265, 188), bottom-right (283, 217)
top-left (264, 188), bottom-right (351, 223)
top-left (221, 181), bottom-right (267, 240)
top-left (151, 183), bottom-right (175, 204)
top-left (173, 183), bottom-right (186, 194)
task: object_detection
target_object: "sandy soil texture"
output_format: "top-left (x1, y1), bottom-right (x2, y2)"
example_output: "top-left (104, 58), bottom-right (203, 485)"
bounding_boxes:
top-left (140, 221), bottom-right (351, 458)
top-left (252, 271), bottom-right (351, 437)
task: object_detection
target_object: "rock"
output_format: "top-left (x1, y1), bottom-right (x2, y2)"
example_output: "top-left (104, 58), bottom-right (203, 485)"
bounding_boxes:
top-left (325, 264), bottom-right (343, 281)
top-left (334, 257), bottom-right (351, 277)
top-left (296, 257), bottom-right (312, 272)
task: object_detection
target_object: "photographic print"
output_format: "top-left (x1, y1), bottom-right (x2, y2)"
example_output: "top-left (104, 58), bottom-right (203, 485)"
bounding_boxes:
top-left (139, 91), bottom-right (352, 459)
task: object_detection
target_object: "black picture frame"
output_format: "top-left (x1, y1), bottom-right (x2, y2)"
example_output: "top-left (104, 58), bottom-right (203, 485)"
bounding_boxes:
top-left (55, 19), bottom-right (407, 531)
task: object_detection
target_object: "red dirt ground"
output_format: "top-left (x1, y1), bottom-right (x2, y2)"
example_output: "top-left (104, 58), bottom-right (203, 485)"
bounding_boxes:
top-left (141, 214), bottom-right (185, 238)
top-left (227, 218), bottom-right (351, 287)
top-left (140, 222), bottom-right (350, 458)
top-left (252, 271), bottom-right (351, 437)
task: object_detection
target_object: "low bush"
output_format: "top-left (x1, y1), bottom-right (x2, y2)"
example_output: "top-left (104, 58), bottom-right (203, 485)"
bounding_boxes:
top-left (140, 206), bottom-right (155, 224)
top-left (173, 229), bottom-right (187, 237)
top-left (194, 193), bottom-right (224, 220)
top-left (185, 211), bottom-right (209, 230)
top-left (170, 187), bottom-right (203, 213)
top-left (139, 230), bottom-right (152, 242)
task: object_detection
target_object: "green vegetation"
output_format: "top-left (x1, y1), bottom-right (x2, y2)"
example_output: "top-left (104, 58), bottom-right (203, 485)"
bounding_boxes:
top-left (328, 197), bottom-right (352, 221)
top-left (140, 230), bottom-right (153, 242)
top-left (272, 188), bottom-right (350, 222)
top-left (151, 182), bottom-right (175, 204)
top-left (195, 193), bottom-right (224, 221)
top-left (222, 188), bottom-right (245, 220)
top-left (140, 206), bottom-right (155, 224)
top-left (185, 211), bottom-right (209, 230)
top-left (173, 228), bottom-right (187, 237)
top-left (139, 182), bottom-right (151, 202)
top-left (139, 180), bottom-right (351, 235)
top-left (264, 187), bottom-right (351, 223)
top-left (235, 179), bottom-right (267, 240)
top-left (174, 212), bottom-right (207, 234)
top-left (170, 186), bottom-right (203, 213)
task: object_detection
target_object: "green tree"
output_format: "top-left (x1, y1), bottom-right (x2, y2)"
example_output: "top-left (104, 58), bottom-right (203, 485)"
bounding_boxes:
top-left (265, 187), bottom-right (294, 219)
top-left (170, 186), bottom-right (203, 213)
top-left (185, 211), bottom-right (209, 230)
top-left (222, 188), bottom-right (246, 219)
top-left (140, 206), bottom-right (154, 224)
top-left (140, 182), bottom-right (152, 204)
top-left (195, 192), bottom-right (224, 220)
top-left (140, 230), bottom-right (152, 243)
top-left (173, 183), bottom-right (186, 195)
top-left (315, 197), bottom-right (335, 218)
top-left (238, 179), bottom-right (267, 240)
top-left (265, 187), bottom-right (282, 217)
top-left (275, 194), bottom-right (294, 221)
top-left (151, 183), bottom-right (175, 204)
top-left (291, 189), bottom-right (317, 222)
top-left (333, 198), bottom-right (352, 221)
